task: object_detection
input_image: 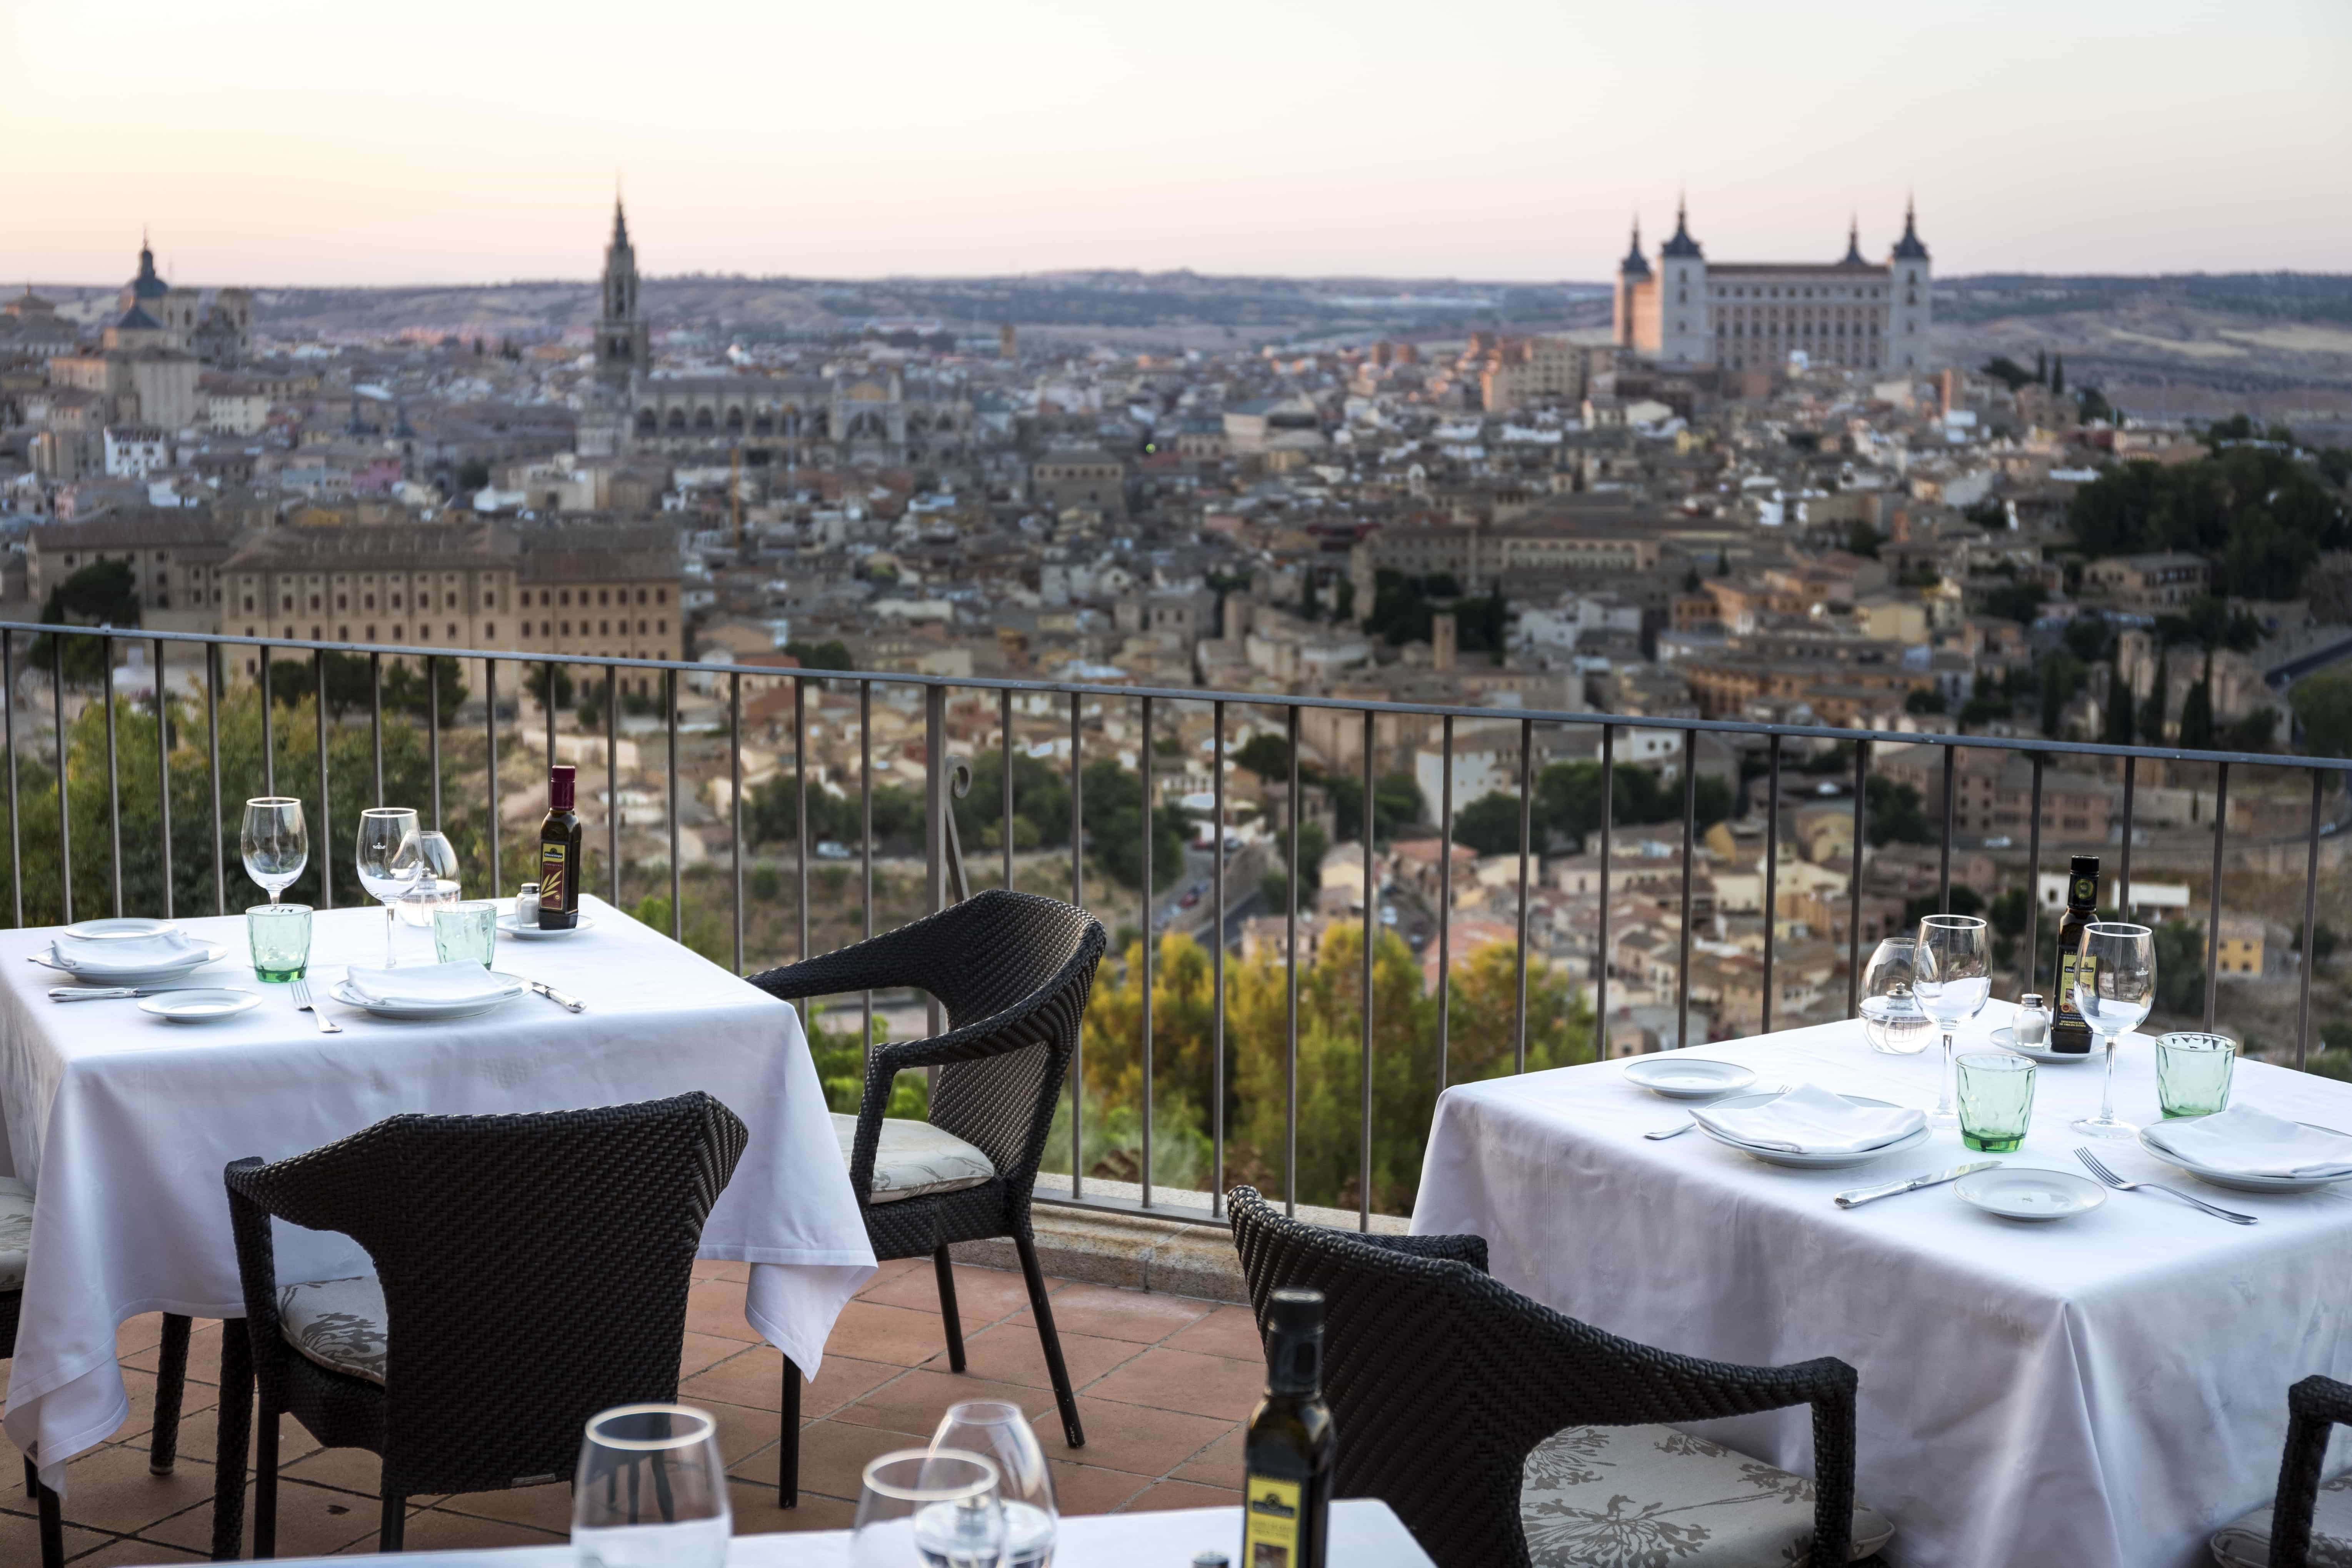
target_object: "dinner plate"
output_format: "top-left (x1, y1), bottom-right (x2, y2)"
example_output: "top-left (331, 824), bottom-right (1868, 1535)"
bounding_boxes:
top-left (39, 944), bottom-right (230, 986)
top-left (1990, 1026), bottom-right (2095, 1065)
top-left (65, 917), bottom-right (179, 941)
top-left (328, 972), bottom-right (527, 1021)
top-left (137, 988), bottom-right (261, 1024)
top-left (495, 914), bottom-right (597, 940)
top-left (2137, 1126), bottom-right (2352, 1193)
top-left (1955, 1167), bottom-right (2107, 1221)
top-left (1691, 1092), bottom-right (1931, 1170)
top-left (1622, 1056), bottom-right (1757, 1100)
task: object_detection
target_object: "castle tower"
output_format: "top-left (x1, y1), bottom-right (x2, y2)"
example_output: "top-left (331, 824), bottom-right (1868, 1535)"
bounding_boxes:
top-left (1612, 219), bottom-right (1650, 350)
top-left (595, 201), bottom-right (650, 391)
top-left (1887, 198), bottom-right (1932, 372)
top-left (1655, 198), bottom-right (1709, 366)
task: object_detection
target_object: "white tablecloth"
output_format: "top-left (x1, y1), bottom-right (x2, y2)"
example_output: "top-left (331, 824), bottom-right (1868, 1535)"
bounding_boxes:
top-left (0, 895), bottom-right (875, 1491)
top-left (1412, 1003), bottom-right (2352, 1568)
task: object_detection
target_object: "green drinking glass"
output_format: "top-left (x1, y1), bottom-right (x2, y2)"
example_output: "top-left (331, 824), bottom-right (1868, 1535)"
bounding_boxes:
top-left (248, 902), bottom-right (313, 982)
top-left (432, 900), bottom-right (499, 968)
top-left (2156, 1032), bottom-right (2236, 1119)
top-left (1956, 1051), bottom-right (2037, 1153)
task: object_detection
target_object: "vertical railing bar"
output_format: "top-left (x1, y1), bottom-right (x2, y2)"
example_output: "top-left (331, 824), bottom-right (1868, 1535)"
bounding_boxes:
top-left (729, 671), bottom-right (743, 975)
top-left (859, 680), bottom-right (873, 1050)
top-left (999, 688), bottom-right (1013, 891)
top-left (3, 631), bottom-right (18, 927)
top-left (1675, 730), bottom-right (1697, 1052)
top-left (1937, 743), bottom-right (1956, 915)
top-left (2204, 763), bottom-right (2228, 1032)
top-left (923, 684), bottom-right (947, 1050)
top-left (261, 647), bottom-right (274, 798)
top-left (544, 659), bottom-right (557, 765)
top-left (792, 677), bottom-right (808, 1028)
top-left (1436, 713), bottom-right (1454, 1089)
top-left (1762, 733), bottom-right (1780, 1036)
top-left (1359, 709), bottom-right (1374, 1232)
top-left (607, 665), bottom-right (620, 908)
top-left (485, 658), bottom-right (502, 899)
top-left (153, 637), bottom-right (172, 921)
top-left (1512, 716), bottom-right (1532, 1074)
top-left (52, 635), bottom-right (70, 926)
top-left (103, 635), bottom-right (121, 916)
top-left (1069, 690), bottom-right (1084, 1198)
top-left (1211, 699), bottom-right (1227, 1218)
top-left (370, 652), bottom-right (384, 807)
top-left (425, 655), bottom-right (441, 829)
top-left (666, 666), bottom-right (680, 942)
top-left (1139, 694), bottom-right (1154, 1210)
top-left (2297, 772), bottom-right (2322, 1071)
top-left (1595, 725), bottom-right (1614, 1058)
top-left (313, 648), bottom-right (333, 911)
top-left (206, 644), bottom-right (223, 916)
top-left (1284, 703), bottom-right (1300, 1217)
top-left (1847, 739), bottom-right (1870, 1016)
top-left (2024, 754), bottom-right (2044, 995)
top-left (2118, 755), bottom-right (2137, 914)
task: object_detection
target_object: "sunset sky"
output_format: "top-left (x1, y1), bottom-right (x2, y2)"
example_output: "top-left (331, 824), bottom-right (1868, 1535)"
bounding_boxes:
top-left (5, 0), bottom-right (2346, 288)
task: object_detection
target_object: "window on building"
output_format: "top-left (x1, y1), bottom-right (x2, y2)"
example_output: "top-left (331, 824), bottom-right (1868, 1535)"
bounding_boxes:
top-left (657, 589), bottom-right (668, 605)
top-left (561, 621), bottom-right (570, 635)
top-left (656, 619), bottom-right (666, 635)
top-left (560, 591), bottom-right (571, 607)
top-left (598, 590), bottom-right (609, 606)
top-left (447, 623), bottom-right (457, 639)
top-left (392, 594), bottom-right (402, 608)
top-left (484, 623), bottom-right (494, 640)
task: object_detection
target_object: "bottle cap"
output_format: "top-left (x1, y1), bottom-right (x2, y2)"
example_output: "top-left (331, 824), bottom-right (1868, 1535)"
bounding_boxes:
top-left (1267, 1287), bottom-right (1324, 1334)
top-left (2070, 852), bottom-right (2100, 876)
top-left (549, 764), bottom-right (576, 811)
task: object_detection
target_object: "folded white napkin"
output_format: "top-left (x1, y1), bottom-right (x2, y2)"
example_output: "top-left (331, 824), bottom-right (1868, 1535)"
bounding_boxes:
top-left (1694, 1083), bottom-right (1927, 1155)
top-left (343, 962), bottom-right (515, 1007)
top-left (2144, 1104), bottom-right (2352, 1179)
top-left (50, 930), bottom-right (210, 976)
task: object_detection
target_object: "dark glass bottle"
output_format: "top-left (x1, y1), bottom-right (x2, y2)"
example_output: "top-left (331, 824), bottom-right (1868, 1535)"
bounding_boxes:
top-left (2051, 853), bottom-right (2100, 1053)
top-left (538, 764), bottom-right (582, 931)
top-left (1242, 1288), bottom-right (1334, 1568)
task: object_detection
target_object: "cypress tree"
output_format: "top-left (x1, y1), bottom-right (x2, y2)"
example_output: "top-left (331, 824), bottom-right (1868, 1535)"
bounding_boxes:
top-left (2139, 644), bottom-right (2168, 742)
top-left (2105, 665), bottom-right (2134, 746)
top-left (2035, 348), bottom-right (2048, 384)
top-left (2041, 665), bottom-right (2066, 737)
top-left (2052, 353), bottom-right (2066, 395)
top-left (2179, 659), bottom-right (2215, 750)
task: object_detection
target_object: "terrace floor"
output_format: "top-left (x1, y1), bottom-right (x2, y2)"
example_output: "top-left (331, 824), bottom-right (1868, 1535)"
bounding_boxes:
top-left (0, 1260), bottom-right (1259, 1562)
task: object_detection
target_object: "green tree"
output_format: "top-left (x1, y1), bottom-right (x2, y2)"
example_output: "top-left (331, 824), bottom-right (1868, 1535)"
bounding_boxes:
top-left (2104, 666), bottom-right (2134, 746)
top-left (455, 458), bottom-right (491, 490)
top-left (1453, 791), bottom-right (1524, 856)
top-left (2139, 646), bottom-right (2169, 743)
top-left (2226, 707), bottom-right (2279, 751)
top-left (1233, 733), bottom-right (1297, 782)
top-left (1079, 758), bottom-right (1184, 890)
top-left (1904, 883), bottom-right (1985, 931)
top-left (523, 663), bottom-right (576, 712)
top-left (1259, 819), bottom-right (1329, 913)
top-left (785, 639), bottom-right (854, 672)
top-left (2178, 658), bottom-right (2215, 750)
top-left (1845, 520), bottom-right (1881, 558)
top-left (952, 747), bottom-right (1072, 853)
top-left (2294, 671), bottom-right (2352, 760)
top-left (1329, 772), bottom-right (1424, 845)
top-left (2068, 448), bottom-right (2350, 601)
top-left (2051, 353), bottom-right (2065, 395)
top-left (2078, 386), bottom-right (2113, 423)
top-left (380, 658), bottom-right (468, 725)
top-left (1982, 356), bottom-right (2034, 392)
top-left (1864, 776), bottom-right (1934, 847)
top-left (2152, 919), bottom-right (2207, 1019)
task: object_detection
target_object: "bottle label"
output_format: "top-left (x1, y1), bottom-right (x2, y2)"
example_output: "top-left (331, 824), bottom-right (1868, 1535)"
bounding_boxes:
top-left (2074, 876), bottom-right (2096, 906)
top-left (2058, 952), bottom-right (2098, 1016)
top-left (540, 845), bottom-right (567, 910)
top-left (1243, 1474), bottom-right (1302, 1565)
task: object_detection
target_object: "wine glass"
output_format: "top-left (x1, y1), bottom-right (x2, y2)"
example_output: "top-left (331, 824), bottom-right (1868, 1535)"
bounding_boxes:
top-left (853, 1449), bottom-right (1004, 1568)
top-left (353, 807), bottom-right (421, 968)
top-left (240, 798), bottom-right (308, 903)
top-left (1915, 915), bottom-right (1992, 1127)
top-left (2071, 921), bottom-right (2156, 1139)
top-left (393, 830), bottom-right (463, 933)
top-left (572, 1403), bottom-right (730, 1568)
top-left (1858, 937), bottom-right (1932, 1055)
top-left (932, 1401), bottom-right (1056, 1567)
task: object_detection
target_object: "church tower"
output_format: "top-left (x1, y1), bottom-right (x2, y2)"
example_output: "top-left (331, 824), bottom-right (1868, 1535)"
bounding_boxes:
top-left (595, 201), bottom-right (649, 391)
top-left (1654, 198), bottom-right (1709, 366)
top-left (1887, 198), bottom-right (1932, 372)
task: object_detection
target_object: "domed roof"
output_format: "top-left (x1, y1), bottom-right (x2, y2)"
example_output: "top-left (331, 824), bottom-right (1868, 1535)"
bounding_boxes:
top-left (116, 303), bottom-right (163, 330)
top-left (1890, 200), bottom-right (1929, 262)
top-left (128, 238), bottom-right (168, 301)
top-left (1619, 220), bottom-right (1650, 278)
top-left (1839, 218), bottom-right (1869, 267)
top-left (1658, 200), bottom-right (1703, 260)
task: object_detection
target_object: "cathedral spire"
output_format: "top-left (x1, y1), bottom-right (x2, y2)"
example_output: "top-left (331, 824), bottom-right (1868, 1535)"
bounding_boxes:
top-left (1841, 213), bottom-right (1866, 266)
top-left (1619, 216), bottom-right (1650, 278)
top-left (1891, 194), bottom-right (1930, 261)
top-left (1659, 195), bottom-right (1702, 259)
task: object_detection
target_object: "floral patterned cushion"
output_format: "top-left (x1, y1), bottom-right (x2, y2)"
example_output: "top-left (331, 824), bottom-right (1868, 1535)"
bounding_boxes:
top-left (830, 1113), bottom-right (995, 1205)
top-left (278, 1275), bottom-right (388, 1385)
top-left (1522, 1423), bottom-right (1894, 1566)
top-left (0, 1175), bottom-right (32, 1291)
top-left (2210, 1472), bottom-right (2352, 1567)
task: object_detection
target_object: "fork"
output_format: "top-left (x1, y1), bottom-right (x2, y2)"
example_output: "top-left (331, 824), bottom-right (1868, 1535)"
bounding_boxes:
top-left (1645, 1085), bottom-right (1789, 1140)
top-left (291, 978), bottom-right (343, 1035)
top-left (2074, 1147), bottom-right (2254, 1224)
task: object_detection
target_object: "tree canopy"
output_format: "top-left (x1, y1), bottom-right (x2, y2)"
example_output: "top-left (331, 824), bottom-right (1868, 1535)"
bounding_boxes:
top-left (2068, 448), bottom-right (2349, 601)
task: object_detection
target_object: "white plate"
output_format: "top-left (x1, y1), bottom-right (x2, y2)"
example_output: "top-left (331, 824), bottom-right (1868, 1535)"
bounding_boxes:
top-left (65, 917), bottom-right (179, 941)
top-left (1990, 1026), bottom-right (2096, 1065)
top-left (137, 988), bottom-right (261, 1024)
top-left (40, 944), bottom-right (230, 986)
top-left (1955, 1167), bottom-right (2107, 1221)
top-left (1692, 1092), bottom-right (1932, 1170)
top-left (1622, 1056), bottom-right (1757, 1100)
top-left (2137, 1127), bottom-right (2352, 1193)
top-left (328, 972), bottom-right (526, 1021)
top-left (495, 914), bottom-right (596, 940)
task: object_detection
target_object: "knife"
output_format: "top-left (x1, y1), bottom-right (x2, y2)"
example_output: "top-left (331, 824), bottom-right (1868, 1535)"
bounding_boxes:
top-left (48, 985), bottom-right (188, 1001)
top-left (525, 978), bottom-right (586, 1013)
top-left (1834, 1160), bottom-right (2001, 1208)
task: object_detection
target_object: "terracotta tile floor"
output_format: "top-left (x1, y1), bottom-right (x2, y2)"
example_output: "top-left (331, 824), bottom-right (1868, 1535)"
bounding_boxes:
top-left (0, 1260), bottom-right (1262, 1561)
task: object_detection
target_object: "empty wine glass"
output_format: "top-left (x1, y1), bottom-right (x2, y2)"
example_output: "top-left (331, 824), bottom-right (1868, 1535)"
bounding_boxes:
top-left (393, 830), bottom-right (463, 933)
top-left (354, 807), bottom-right (420, 968)
top-left (853, 1449), bottom-right (1004, 1568)
top-left (932, 1401), bottom-right (1056, 1567)
top-left (240, 797), bottom-right (308, 903)
top-left (2071, 921), bottom-right (2156, 1139)
top-left (572, 1403), bottom-right (730, 1568)
top-left (1915, 915), bottom-right (1992, 1127)
top-left (1858, 937), bottom-right (1932, 1055)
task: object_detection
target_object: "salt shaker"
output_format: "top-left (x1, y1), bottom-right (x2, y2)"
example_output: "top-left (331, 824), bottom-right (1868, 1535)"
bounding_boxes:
top-left (515, 882), bottom-right (539, 930)
top-left (2012, 993), bottom-right (2052, 1047)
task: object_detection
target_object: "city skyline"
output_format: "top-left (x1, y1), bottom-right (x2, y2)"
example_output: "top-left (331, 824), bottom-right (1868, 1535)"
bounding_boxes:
top-left (5, 0), bottom-right (2348, 287)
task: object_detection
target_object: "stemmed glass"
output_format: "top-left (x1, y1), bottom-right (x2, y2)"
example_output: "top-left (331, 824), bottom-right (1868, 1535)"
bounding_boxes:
top-left (1858, 937), bottom-right (1932, 1055)
top-left (853, 1449), bottom-right (1005, 1568)
top-left (240, 798), bottom-right (308, 903)
top-left (2071, 921), bottom-right (2157, 1139)
top-left (1915, 915), bottom-right (1992, 1127)
top-left (571, 1404), bottom-right (731, 1568)
top-left (393, 830), bottom-right (463, 934)
top-left (932, 1400), bottom-right (1056, 1567)
top-left (353, 808), bottom-right (421, 968)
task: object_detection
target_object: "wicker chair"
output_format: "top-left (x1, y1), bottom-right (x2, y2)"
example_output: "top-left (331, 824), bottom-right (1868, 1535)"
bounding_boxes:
top-left (1226, 1186), bottom-right (1885, 1568)
top-left (208, 1092), bottom-right (747, 1557)
top-left (747, 889), bottom-right (1105, 1502)
top-left (2210, 1375), bottom-right (2352, 1567)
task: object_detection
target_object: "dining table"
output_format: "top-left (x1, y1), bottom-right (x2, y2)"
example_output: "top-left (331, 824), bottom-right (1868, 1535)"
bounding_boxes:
top-left (0, 893), bottom-right (876, 1499)
top-left (1411, 1000), bottom-right (2352, 1568)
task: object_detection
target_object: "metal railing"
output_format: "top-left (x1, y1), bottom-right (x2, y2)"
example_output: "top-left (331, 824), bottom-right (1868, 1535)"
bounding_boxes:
top-left (5, 620), bottom-right (2347, 1233)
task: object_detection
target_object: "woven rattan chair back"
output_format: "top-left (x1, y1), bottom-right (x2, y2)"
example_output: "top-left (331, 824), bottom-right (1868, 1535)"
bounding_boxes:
top-left (224, 1091), bottom-right (747, 1497)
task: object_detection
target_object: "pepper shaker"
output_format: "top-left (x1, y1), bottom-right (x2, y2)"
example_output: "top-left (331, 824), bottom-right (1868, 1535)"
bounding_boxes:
top-left (2012, 992), bottom-right (2052, 1047)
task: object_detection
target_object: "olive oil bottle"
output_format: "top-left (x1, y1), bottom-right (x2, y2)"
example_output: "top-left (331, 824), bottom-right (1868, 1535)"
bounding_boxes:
top-left (537, 764), bottom-right (582, 931)
top-left (1242, 1288), bottom-right (1334, 1568)
top-left (2050, 853), bottom-right (2099, 1053)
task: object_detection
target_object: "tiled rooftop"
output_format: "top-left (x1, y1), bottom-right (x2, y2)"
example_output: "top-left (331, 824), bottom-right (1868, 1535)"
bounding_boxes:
top-left (0, 1261), bottom-right (1258, 1561)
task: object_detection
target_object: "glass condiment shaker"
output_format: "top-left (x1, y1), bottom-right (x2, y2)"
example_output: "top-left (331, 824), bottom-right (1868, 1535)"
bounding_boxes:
top-left (2012, 993), bottom-right (2052, 1047)
top-left (515, 882), bottom-right (539, 929)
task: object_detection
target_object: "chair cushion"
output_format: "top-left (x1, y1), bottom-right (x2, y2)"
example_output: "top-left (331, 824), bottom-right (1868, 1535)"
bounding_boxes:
top-left (0, 1175), bottom-right (31, 1291)
top-left (2210, 1472), bottom-right (2352, 1567)
top-left (831, 1113), bottom-right (994, 1204)
top-left (278, 1275), bottom-right (388, 1385)
top-left (1522, 1423), bottom-right (1894, 1566)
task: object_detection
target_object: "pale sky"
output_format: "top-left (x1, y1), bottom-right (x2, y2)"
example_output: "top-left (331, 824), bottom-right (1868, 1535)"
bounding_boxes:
top-left (6, 0), bottom-right (2347, 288)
